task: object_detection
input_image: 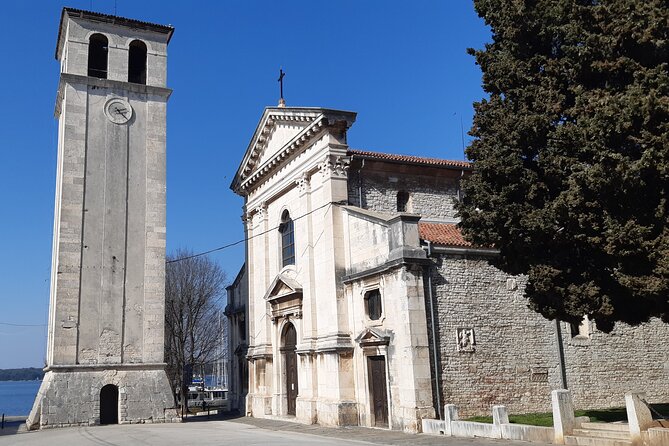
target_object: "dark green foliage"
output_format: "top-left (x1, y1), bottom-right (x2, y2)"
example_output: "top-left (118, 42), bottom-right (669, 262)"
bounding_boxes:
top-left (459, 0), bottom-right (669, 331)
top-left (0, 368), bottom-right (44, 381)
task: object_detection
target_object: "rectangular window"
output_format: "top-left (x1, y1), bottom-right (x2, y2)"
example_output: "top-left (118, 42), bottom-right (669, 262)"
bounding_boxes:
top-left (365, 289), bottom-right (382, 320)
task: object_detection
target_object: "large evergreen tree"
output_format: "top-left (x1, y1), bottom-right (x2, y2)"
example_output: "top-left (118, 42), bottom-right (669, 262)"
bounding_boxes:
top-left (458, 0), bottom-right (669, 332)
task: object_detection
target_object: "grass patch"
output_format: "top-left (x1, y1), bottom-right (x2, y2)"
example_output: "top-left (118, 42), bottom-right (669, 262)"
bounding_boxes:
top-left (465, 413), bottom-right (553, 427)
top-left (464, 404), bottom-right (669, 427)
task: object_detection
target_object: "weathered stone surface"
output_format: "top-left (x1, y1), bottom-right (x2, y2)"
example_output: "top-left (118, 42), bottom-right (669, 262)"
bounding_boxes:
top-left (29, 9), bottom-right (174, 429)
top-left (428, 251), bottom-right (669, 417)
top-left (352, 154), bottom-right (669, 417)
top-left (230, 104), bottom-right (669, 435)
top-left (32, 368), bottom-right (174, 428)
top-left (501, 424), bottom-right (555, 443)
top-left (626, 393), bottom-right (653, 446)
top-left (552, 390), bottom-right (576, 444)
top-left (347, 167), bottom-right (460, 220)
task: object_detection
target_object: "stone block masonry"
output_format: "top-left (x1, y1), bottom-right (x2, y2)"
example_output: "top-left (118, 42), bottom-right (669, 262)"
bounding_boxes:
top-left (29, 8), bottom-right (175, 429)
top-left (429, 253), bottom-right (669, 417)
top-left (347, 167), bottom-right (460, 220)
top-left (30, 367), bottom-right (179, 428)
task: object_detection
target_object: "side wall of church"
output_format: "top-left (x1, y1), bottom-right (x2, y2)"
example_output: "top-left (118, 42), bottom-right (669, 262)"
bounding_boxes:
top-left (430, 253), bottom-right (669, 416)
top-left (429, 254), bottom-right (559, 417)
top-left (561, 317), bottom-right (669, 409)
top-left (347, 164), bottom-right (461, 220)
top-left (226, 265), bottom-right (249, 413)
top-left (346, 266), bottom-right (435, 432)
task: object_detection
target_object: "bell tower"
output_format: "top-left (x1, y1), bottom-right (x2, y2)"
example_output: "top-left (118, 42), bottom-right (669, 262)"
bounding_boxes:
top-left (28, 8), bottom-right (176, 428)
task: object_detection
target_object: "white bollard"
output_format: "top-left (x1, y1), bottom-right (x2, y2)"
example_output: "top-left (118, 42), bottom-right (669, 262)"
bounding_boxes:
top-left (552, 389), bottom-right (575, 445)
top-left (443, 404), bottom-right (459, 436)
top-left (493, 405), bottom-right (509, 426)
top-left (625, 393), bottom-right (654, 446)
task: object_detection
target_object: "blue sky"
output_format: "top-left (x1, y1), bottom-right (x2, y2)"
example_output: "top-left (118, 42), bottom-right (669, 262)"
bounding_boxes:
top-left (0, 0), bottom-right (490, 369)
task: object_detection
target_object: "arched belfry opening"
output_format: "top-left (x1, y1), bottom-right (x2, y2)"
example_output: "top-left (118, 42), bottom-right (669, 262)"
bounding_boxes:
top-left (128, 40), bottom-right (147, 84)
top-left (281, 323), bottom-right (298, 416)
top-left (99, 384), bottom-right (119, 425)
top-left (88, 33), bottom-right (108, 79)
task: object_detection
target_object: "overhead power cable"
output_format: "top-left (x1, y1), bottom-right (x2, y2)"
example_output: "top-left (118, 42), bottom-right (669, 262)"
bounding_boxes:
top-left (2, 203), bottom-right (346, 328)
top-left (167, 200), bottom-right (345, 264)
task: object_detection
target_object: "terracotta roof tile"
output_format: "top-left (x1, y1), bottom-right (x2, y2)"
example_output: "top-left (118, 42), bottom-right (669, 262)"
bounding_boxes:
top-left (418, 222), bottom-right (472, 247)
top-left (348, 149), bottom-right (471, 169)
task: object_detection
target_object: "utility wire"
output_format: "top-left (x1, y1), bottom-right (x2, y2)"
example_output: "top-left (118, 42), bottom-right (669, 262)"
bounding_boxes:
top-left (1, 203), bottom-right (344, 327)
top-left (167, 200), bottom-right (344, 264)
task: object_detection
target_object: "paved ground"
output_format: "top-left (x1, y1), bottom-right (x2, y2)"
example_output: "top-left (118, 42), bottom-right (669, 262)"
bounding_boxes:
top-left (0, 415), bottom-right (549, 446)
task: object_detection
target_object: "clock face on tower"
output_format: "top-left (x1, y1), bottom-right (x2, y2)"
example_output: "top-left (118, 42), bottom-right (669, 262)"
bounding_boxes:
top-left (104, 98), bottom-right (133, 124)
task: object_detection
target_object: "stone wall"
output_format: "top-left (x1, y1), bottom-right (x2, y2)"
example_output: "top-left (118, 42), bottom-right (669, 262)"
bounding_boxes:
top-left (430, 253), bottom-right (669, 417)
top-left (429, 254), bottom-right (559, 417)
top-left (226, 265), bottom-right (248, 413)
top-left (348, 165), bottom-right (461, 220)
top-left (561, 317), bottom-right (669, 409)
top-left (30, 368), bottom-right (176, 428)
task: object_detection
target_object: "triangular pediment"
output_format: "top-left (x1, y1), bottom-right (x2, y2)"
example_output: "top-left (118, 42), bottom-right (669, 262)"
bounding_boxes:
top-left (263, 273), bottom-right (303, 302)
top-left (355, 327), bottom-right (391, 346)
top-left (231, 107), bottom-right (357, 194)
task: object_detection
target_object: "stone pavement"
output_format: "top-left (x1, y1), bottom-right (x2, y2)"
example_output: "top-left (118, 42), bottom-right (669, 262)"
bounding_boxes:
top-left (0, 415), bottom-right (550, 445)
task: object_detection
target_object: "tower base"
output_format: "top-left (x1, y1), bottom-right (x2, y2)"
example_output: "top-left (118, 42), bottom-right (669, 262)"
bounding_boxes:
top-left (27, 364), bottom-right (179, 430)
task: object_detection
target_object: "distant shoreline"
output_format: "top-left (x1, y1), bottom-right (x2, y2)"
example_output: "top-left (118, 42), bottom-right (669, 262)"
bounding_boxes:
top-left (0, 379), bottom-right (42, 382)
top-left (0, 368), bottom-right (44, 382)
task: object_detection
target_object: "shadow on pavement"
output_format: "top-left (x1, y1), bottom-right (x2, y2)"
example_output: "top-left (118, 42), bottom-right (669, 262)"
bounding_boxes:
top-left (0, 416), bottom-right (27, 436)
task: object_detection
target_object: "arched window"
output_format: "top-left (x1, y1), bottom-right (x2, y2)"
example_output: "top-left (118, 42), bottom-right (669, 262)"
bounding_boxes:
top-left (397, 190), bottom-right (410, 212)
top-left (88, 34), bottom-right (108, 79)
top-left (128, 40), bottom-right (147, 84)
top-left (279, 210), bottom-right (295, 267)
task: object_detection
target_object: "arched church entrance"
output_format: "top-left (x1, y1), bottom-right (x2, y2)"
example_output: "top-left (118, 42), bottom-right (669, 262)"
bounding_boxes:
top-left (281, 323), bottom-right (298, 416)
top-left (100, 384), bottom-right (119, 425)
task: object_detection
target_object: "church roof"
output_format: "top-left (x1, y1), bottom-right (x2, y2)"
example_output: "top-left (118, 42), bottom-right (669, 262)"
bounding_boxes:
top-left (418, 222), bottom-right (471, 247)
top-left (348, 149), bottom-right (471, 170)
top-left (230, 107), bottom-right (357, 194)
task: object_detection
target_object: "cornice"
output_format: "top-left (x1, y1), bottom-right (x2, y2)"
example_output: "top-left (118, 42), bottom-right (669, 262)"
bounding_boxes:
top-left (55, 73), bottom-right (172, 117)
top-left (239, 116), bottom-right (326, 193)
top-left (231, 107), bottom-right (357, 195)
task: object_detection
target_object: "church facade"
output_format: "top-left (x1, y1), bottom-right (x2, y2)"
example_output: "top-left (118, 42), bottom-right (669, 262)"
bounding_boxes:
top-left (229, 107), bottom-right (669, 432)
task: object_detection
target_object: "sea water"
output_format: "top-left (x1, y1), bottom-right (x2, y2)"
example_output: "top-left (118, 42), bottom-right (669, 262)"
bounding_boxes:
top-left (0, 380), bottom-right (41, 416)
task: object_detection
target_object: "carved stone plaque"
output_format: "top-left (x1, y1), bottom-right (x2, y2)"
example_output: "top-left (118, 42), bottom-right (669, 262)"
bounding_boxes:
top-left (456, 328), bottom-right (475, 352)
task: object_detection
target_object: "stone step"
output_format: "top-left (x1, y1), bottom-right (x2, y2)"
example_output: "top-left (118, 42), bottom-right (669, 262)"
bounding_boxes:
top-left (564, 435), bottom-right (632, 446)
top-left (572, 429), bottom-right (631, 440)
top-left (580, 422), bottom-right (630, 433)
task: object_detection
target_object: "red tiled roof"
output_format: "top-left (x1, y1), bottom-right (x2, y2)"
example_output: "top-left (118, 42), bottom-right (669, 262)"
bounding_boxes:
top-left (418, 222), bottom-right (472, 247)
top-left (348, 149), bottom-right (471, 169)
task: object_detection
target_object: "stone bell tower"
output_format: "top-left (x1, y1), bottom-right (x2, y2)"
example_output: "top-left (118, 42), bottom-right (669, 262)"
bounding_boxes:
top-left (28, 8), bottom-right (176, 429)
